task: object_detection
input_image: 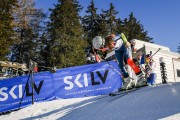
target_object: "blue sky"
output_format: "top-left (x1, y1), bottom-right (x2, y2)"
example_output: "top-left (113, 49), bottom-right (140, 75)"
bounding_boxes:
top-left (35, 0), bottom-right (180, 53)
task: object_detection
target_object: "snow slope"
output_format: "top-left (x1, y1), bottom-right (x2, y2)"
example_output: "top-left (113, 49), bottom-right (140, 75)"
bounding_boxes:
top-left (1, 83), bottom-right (180, 120)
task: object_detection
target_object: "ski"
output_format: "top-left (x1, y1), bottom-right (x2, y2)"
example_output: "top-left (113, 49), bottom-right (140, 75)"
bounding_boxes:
top-left (109, 85), bottom-right (147, 96)
top-left (109, 88), bottom-right (138, 96)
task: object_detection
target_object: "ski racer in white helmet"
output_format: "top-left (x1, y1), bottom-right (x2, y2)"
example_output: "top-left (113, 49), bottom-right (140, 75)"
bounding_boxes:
top-left (92, 36), bottom-right (105, 50)
top-left (86, 36), bottom-right (106, 64)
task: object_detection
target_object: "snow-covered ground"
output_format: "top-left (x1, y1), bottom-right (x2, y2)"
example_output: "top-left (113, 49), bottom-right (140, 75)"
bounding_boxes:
top-left (1, 83), bottom-right (180, 120)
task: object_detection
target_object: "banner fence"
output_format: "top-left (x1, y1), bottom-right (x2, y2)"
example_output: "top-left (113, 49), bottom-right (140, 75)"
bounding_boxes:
top-left (0, 61), bottom-right (122, 113)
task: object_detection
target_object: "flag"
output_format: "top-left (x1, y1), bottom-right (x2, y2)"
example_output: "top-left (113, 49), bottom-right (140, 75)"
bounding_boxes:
top-left (140, 53), bottom-right (145, 64)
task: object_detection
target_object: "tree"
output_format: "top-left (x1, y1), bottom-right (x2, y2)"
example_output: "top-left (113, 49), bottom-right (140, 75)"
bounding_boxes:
top-left (48, 0), bottom-right (87, 68)
top-left (97, 13), bottom-right (109, 38)
top-left (0, 0), bottom-right (18, 60)
top-left (102, 2), bottom-right (119, 34)
top-left (11, 0), bottom-right (47, 64)
top-left (177, 43), bottom-right (180, 54)
top-left (117, 12), bottom-right (153, 42)
top-left (81, 0), bottom-right (100, 46)
top-left (28, 9), bottom-right (47, 65)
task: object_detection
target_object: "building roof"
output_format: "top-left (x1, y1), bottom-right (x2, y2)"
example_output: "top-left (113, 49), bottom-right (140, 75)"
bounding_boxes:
top-left (134, 39), bottom-right (170, 52)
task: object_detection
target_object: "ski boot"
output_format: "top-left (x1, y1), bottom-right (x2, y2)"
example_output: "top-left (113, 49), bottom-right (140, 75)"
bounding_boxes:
top-left (135, 72), bottom-right (147, 87)
top-left (121, 77), bottom-right (133, 90)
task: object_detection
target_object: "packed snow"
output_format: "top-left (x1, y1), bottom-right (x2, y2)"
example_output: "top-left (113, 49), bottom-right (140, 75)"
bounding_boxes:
top-left (1, 82), bottom-right (180, 120)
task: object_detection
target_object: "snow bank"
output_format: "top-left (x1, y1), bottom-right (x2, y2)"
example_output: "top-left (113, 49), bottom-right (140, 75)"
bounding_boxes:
top-left (1, 83), bottom-right (180, 120)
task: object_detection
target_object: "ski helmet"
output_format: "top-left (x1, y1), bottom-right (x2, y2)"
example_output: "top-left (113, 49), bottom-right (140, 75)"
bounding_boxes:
top-left (130, 39), bottom-right (136, 45)
top-left (130, 39), bottom-right (136, 46)
top-left (92, 36), bottom-right (105, 49)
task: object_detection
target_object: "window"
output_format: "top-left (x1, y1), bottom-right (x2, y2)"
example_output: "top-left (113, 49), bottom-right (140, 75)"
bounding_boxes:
top-left (177, 69), bottom-right (180, 77)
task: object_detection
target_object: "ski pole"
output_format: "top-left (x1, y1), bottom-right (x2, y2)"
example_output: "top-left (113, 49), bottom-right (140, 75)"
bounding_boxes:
top-left (106, 61), bottom-right (134, 80)
top-left (18, 72), bottom-right (31, 109)
top-left (149, 48), bottom-right (161, 59)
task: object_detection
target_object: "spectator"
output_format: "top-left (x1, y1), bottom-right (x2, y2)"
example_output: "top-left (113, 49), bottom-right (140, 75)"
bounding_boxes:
top-left (145, 54), bottom-right (156, 86)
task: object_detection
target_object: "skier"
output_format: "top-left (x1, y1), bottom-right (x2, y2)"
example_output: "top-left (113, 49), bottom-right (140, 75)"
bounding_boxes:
top-left (145, 54), bottom-right (156, 86)
top-left (86, 36), bottom-right (107, 64)
top-left (123, 39), bottom-right (139, 89)
top-left (103, 33), bottom-right (147, 89)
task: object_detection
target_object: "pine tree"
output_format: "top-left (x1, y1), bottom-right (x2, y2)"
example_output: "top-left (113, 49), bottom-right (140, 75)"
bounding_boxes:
top-left (81, 0), bottom-right (100, 46)
top-left (98, 14), bottom-right (109, 38)
top-left (48, 0), bottom-right (87, 68)
top-left (177, 43), bottom-right (180, 54)
top-left (37, 32), bottom-right (49, 68)
top-left (117, 12), bottom-right (153, 42)
top-left (115, 18), bottom-right (123, 34)
top-left (0, 0), bottom-right (18, 60)
top-left (102, 2), bottom-right (119, 34)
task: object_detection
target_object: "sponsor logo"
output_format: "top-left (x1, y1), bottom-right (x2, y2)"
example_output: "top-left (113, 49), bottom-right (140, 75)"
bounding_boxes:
top-left (64, 70), bottom-right (109, 90)
top-left (0, 81), bottom-right (44, 101)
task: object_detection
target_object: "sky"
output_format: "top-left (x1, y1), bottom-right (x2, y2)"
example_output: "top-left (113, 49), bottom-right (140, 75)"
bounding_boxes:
top-left (1, 83), bottom-right (180, 120)
top-left (35, 0), bottom-right (180, 53)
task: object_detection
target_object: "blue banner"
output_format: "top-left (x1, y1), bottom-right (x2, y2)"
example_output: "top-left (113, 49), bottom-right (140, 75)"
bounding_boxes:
top-left (0, 61), bottom-right (122, 113)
